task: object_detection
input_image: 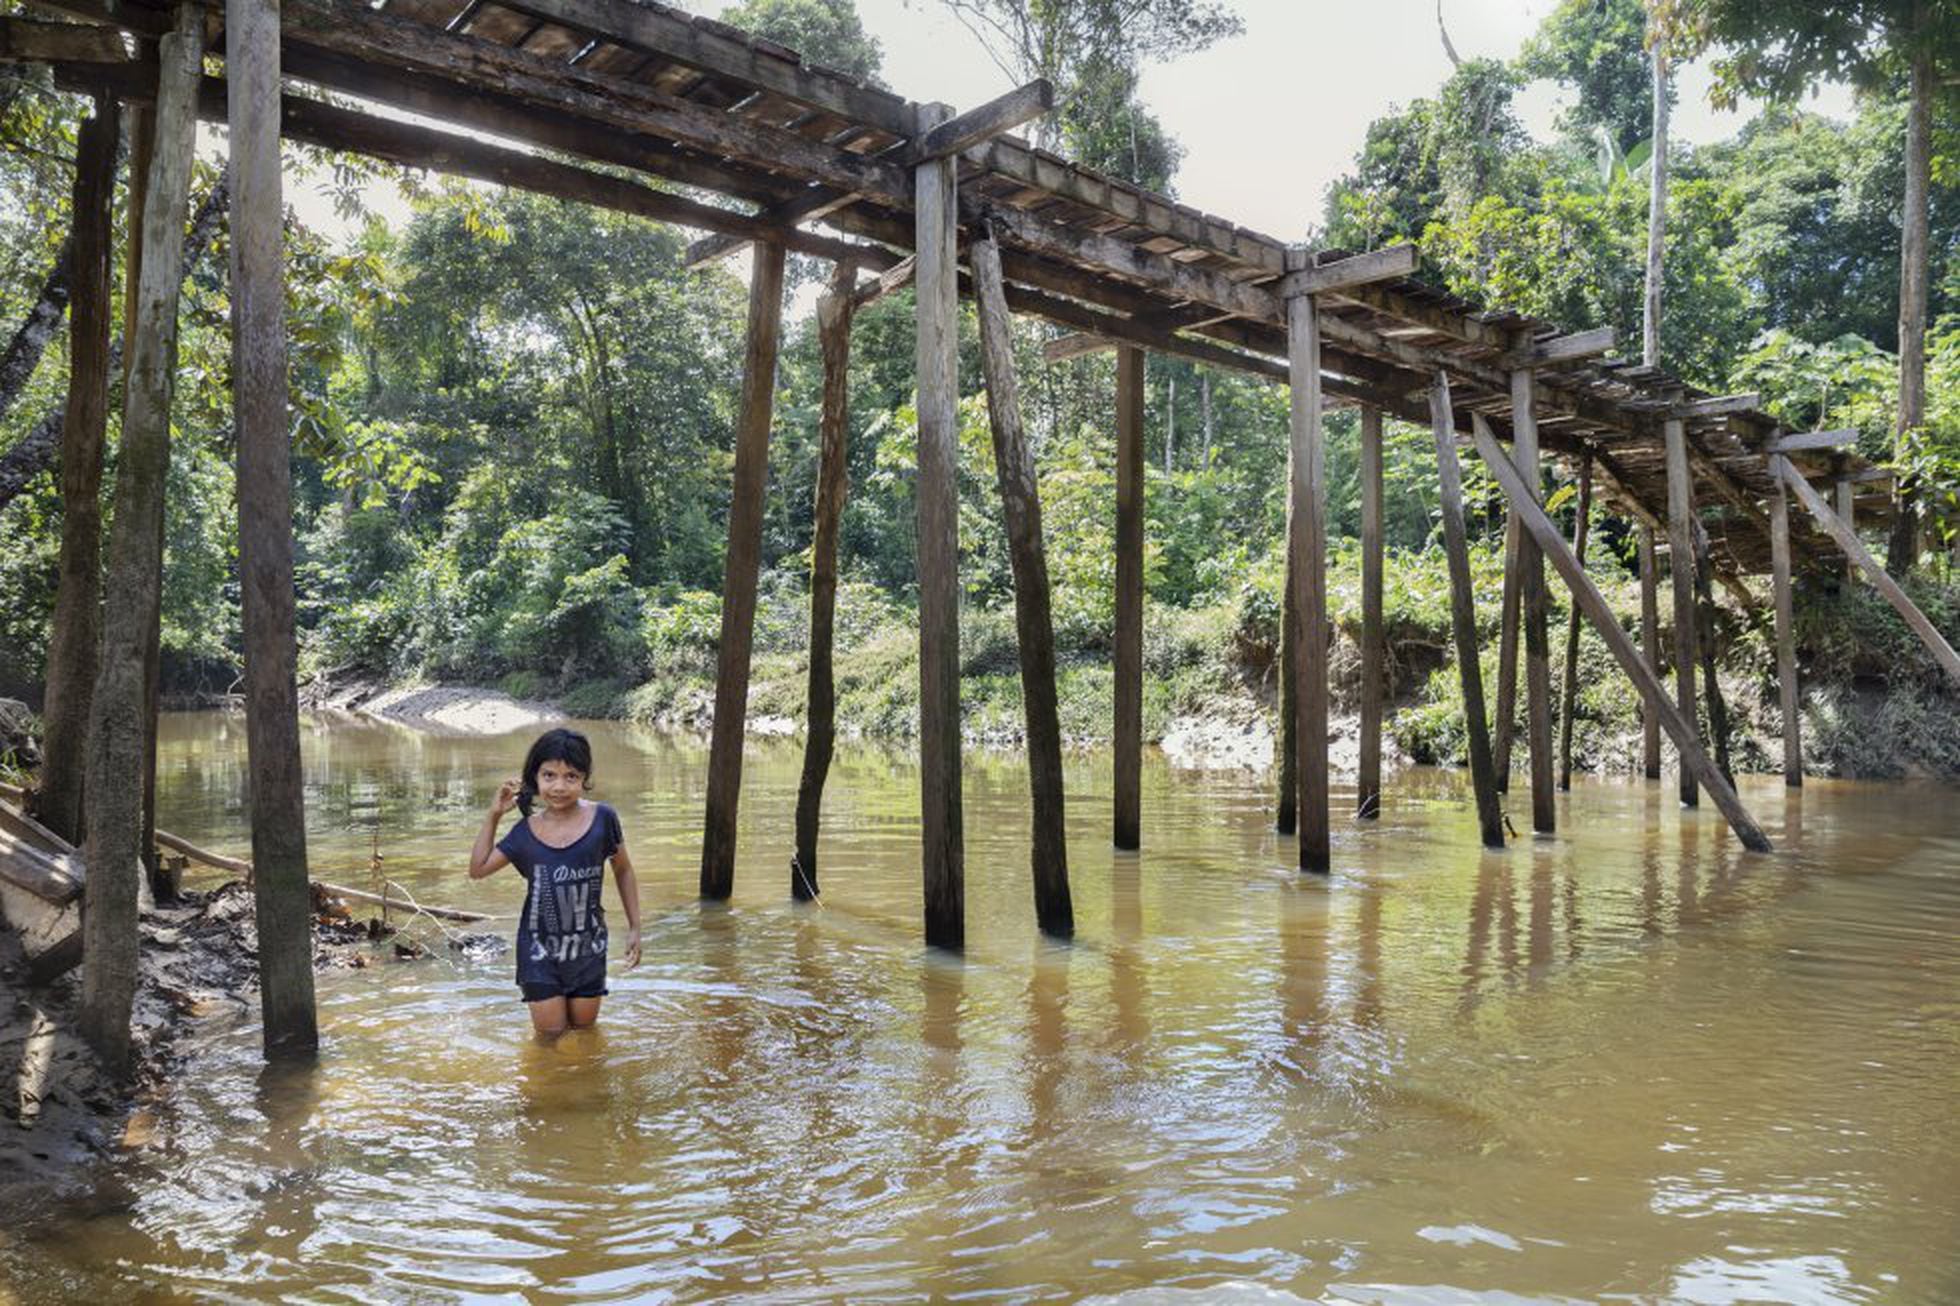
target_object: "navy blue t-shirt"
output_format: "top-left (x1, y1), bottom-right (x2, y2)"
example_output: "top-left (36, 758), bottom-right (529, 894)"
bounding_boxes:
top-left (497, 801), bottom-right (622, 978)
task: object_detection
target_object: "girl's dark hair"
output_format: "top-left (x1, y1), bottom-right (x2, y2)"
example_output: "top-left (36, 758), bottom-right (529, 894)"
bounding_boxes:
top-left (517, 728), bottom-right (594, 817)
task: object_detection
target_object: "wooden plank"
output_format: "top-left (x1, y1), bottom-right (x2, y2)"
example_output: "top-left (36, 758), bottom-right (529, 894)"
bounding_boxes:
top-left (1113, 344), bottom-right (1144, 851)
top-left (1472, 421), bottom-right (1773, 854)
top-left (971, 231), bottom-right (1072, 939)
top-left (792, 261), bottom-right (856, 901)
top-left (1767, 454), bottom-right (1803, 786)
top-left (699, 240), bottom-right (785, 901)
top-left (853, 253), bottom-right (915, 306)
top-left (1513, 371), bottom-right (1556, 834)
top-left (1664, 417), bottom-right (1701, 807)
top-left (1277, 244), bottom-right (1416, 299)
top-left (1557, 457), bottom-right (1592, 791)
top-left (1357, 404), bottom-right (1384, 820)
top-left (496, 0), bottom-right (917, 137)
top-left (230, 0), bottom-right (317, 1060)
top-left (1638, 524), bottom-right (1662, 779)
top-left (1288, 293), bottom-right (1330, 872)
top-left (914, 108), bottom-right (964, 948)
top-left (1505, 327), bottom-right (1616, 368)
top-left (1767, 428), bottom-right (1858, 454)
top-left (1042, 331), bottom-right (1112, 364)
top-left (1431, 377), bottom-right (1505, 848)
top-left (1668, 393), bottom-right (1759, 420)
top-left (1780, 460), bottom-right (1960, 687)
top-left (912, 79), bottom-right (1052, 162)
top-left (684, 183), bottom-right (867, 268)
top-left (0, 829), bottom-right (83, 905)
top-left (0, 16), bottom-right (136, 61)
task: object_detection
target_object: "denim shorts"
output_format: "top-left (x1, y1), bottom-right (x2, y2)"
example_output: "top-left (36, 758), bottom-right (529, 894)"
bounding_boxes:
top-left (518, 948), bottom-right (609, 1003)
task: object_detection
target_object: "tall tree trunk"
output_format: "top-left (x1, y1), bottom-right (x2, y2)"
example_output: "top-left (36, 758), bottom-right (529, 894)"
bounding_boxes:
top-left (1888, 14), bottom-right (1931, 575)
top-left (0, 238), bottom-right (73, 424)
top-left (1199, 371), bottom-right (1214, 469)
top-left (0, 169), bottom-right (229, 513)
top-left (1164, 373), bottom-right (1175, 475)
top-left (1643, 41), bottom-right (1669, 369)
top-left (36, 98), bottom-right (120, 847)
top-left (80, 3), bottom-right (205, 1079)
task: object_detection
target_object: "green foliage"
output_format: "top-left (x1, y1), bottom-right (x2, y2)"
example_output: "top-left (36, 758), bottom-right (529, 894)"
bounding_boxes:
top-left (1517, 0), bottom-right (1661, 154)
top-left (716, 0), bottom-right (885, 82)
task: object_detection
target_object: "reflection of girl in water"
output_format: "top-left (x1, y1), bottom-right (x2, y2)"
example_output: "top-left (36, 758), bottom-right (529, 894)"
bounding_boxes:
top-left (469, 728), bottom-right (642, 1039)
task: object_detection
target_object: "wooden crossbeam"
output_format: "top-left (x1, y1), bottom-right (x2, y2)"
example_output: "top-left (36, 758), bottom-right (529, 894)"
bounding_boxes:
top-left (1777, 460), bottom-right (1960, 687)
top-left (0, 15), bottom-right (137, 62)
top-left (853, 254), bottom-right (916, 307)
top-left (1277, 244), bottom-right (1417, 299)
top-left (1767, 428), bottom-right (1859, 454)
top-left (1503, 327), bottom-right (1616, 367)
top-left (1669, 393), bottom-right (1760, 420)
top-left (686, 184), bottom-right (869, 267)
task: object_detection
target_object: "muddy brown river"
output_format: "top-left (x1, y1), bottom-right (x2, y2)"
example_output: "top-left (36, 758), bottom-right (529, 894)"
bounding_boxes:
top-left (3, 711), bottom-right (1957, 1302)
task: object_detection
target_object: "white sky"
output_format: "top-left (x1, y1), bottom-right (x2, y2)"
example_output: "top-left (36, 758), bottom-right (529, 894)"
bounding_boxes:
top-left (282, 0), bottom-right (1856, 254)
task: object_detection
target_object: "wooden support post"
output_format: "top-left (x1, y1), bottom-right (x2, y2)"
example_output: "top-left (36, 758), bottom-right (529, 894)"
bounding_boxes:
top-left (971, 231), bottom-right (1073, 939)
top-left (699, 240), bottom-right (786, 901)
top-left (914, 107), bottom-right (964, 947)
top-left (1286, 289), bottom-right (1330, 873)
top-left (1357, 404), bottom-right (1384, 820)
top-left (1664, 418), bottom-right (1701, 807)
top-left (1836, 479), bottom-right (1857, 586)
top-left (1493, 522), bottom-right (1520, 793)
top-left (1471, 421), bottom-right (1772, 853)
top-left (79, 2), bottom-right (202, 1077)
top-left (1638, 524), bottom-right (1663, 779)
top-left (1692, 524), bottom-right (1734, 785)
top-left (1274, 481), bottom-right (1297, 834)
top-left (1779, 460), bottom-right (1960, 688)
top-left (1768, 454), bottom-right (1803, 787)
top-left (1436, 386), bottom-right (1505, 848)
top-left (230, 0), bottom-right (317, 1060)
top-left (1513, 370), bottom-right (1556, 834)
top-left (1113, 345), bottom-right (1144, 851)
top-left (792, 260), bottom-right (857, 901)
top-left (1557, 457), bottom-right (1592, 790)
top-left (36, 95), bottom-right (118, 848)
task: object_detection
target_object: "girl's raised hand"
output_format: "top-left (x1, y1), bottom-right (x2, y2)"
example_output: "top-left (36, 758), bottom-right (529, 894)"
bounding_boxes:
top-left (491, 777), bottom-right (521, 817)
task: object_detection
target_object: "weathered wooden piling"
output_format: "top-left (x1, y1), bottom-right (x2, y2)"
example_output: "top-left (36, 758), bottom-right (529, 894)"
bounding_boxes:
top-left (1557, 457), bottom-right (1592, 791)
top-left (1113, 345), bottom-right (1144, 852)
top-left (792, 260), bottom-right (858, 901)
top-left (1767, 452), bottom-right (1803, 786)
top-left (80, 2), bottom-right (203, 1076)
top-left (1512, 369), bottom-right (1556, 834)
top-left (1285, 289), bottom-right (1330, 873)
top-left (1275, 465), bottom-right (1297, 834)
top-left (1439, 396), bottom-right (1504, 849)
top-left (36, 96), bottom-right (118, 848)
top-left (231, 0), bottom-right (318, 1058)
top-left (1637, 524), bottom-right (1663, 779)
top-left (914, 104), bottom-right (964, 948)
top-left (971, 229), bottom-right (1073, 939)
top-left (1357, 405), bottom-right (1385, 820)
top-left (1663, 417), bottom-right (1701, 807)
top-left (699, 240), bottom-right (785, 902)
top-left (1493, 523), bottom-right (1521, 793)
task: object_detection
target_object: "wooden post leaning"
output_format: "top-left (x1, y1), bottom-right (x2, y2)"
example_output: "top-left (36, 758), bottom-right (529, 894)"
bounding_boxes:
top-left (699, 240), bottom-right (786, 901)
top-left (1663, 417), bottom-right (1702, 807)
top-left (1472, 421), bottom-right (1772, 853)
top-left (79, 1), bottom-right (204, 1077)
top-left (792, 260), bottom-right (858, 900)
top-left (1837, 479), bottom-right (1857, 586)
top-left (36, 96), bottom-right (118, 848)
top-left (231, 0), bottom-right (318, 1059)
top-left (1285, 290), bottom-right (1330, 872)
top-left (1557, 456), bottom-right (1592, 790)
top-left (1113, 344), bottom-right (1145, 851)
top-left (1767, 452), bottom-right (1803, 786)
top-left (1637, 524), bottom-right (1663, 779)
top-left (1779, 460), bottom-right (1960, 688)
top-left (1357, 404), bottom-right (1385, 820)
top-left (914, 104), bottom-right (965, 947)
top-left (1512, 369), bottom-right (1556, 834)
top-left (1436, 394), bottom-right (1505, 848)
top-left (971, 228), bottom-right (1073, 938)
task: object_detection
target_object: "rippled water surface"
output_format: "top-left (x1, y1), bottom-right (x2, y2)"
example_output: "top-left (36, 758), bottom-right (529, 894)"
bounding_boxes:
top-left (5, 712), bottom-right (1958, 1303)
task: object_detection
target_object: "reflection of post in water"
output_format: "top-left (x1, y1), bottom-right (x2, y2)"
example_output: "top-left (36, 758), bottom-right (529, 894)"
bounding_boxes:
top-left (1277, 887), bottom-right (1327, 1068)
top-left (918, 958), bottom-right (970, 1180)
top-left (1676, 814), bottom-right (1702, 927)
top-left (1528, 847), bottom-right (1554, 979)
top-left (1461, 852), bottom-right (1515, 1008)
top-left (1353, 885), bottom-right (1383, 1029)
top-left (1109, 858), bottom-right (1148, 1047)
top-left (700, 908), bottom-right (751, 1088)
top-left (1024, 948), bottom-right (1069, 1147)
top-left (251, 1060), bottom-right (323, 1269)
top-left (1562, 860), bottom-right (1581, 963)
top-left (791, 916), bottom-right (842, 1146)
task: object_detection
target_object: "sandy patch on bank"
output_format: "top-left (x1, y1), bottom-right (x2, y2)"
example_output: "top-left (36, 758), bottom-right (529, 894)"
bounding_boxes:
top-left (313, 684), bottom-right (563, 735)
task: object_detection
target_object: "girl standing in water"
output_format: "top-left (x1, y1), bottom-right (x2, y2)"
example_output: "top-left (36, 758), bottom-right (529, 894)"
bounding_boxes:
top-left (469, 728), bottom-right (642, 1038)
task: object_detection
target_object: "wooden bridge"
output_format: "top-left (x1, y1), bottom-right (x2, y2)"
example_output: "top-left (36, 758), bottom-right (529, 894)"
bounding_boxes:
top-left (7, 0), bottom-right (1959, 986)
